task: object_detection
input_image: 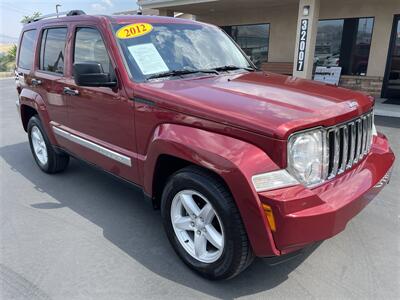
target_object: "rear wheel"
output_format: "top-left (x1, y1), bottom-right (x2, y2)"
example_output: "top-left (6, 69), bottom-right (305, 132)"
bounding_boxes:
top-left (28, 116), bottom-right (69, 173)
top-left (161, 166), bottom-right (254, 280)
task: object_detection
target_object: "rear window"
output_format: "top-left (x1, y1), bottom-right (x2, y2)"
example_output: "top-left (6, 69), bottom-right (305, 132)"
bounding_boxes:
top-left (18, 30), bottom-right (37, 70)
top-left (40, 27), bottom-right (68, 74)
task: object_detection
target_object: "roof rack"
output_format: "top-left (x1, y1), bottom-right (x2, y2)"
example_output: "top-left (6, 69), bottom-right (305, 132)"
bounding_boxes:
top-left (28, 10), bottom-right (86, 23)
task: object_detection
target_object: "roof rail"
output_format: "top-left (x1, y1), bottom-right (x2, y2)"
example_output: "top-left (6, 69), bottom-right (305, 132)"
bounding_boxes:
top-left (28, 10), bottom-right (86, 23)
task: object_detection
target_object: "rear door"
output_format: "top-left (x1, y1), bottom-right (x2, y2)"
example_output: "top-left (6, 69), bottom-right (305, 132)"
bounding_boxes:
top-left (60, 25), bottom-right (138, 182)
top-left (32, 26), bottom-right (69, 125)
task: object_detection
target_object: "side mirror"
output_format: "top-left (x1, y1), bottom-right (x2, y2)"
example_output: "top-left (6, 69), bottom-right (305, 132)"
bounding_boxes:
top-left (73, 62), bottom-right (117, 87)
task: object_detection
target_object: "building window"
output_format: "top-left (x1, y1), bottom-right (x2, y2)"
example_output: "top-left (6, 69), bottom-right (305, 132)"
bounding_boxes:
top-left (314, 17), bottom-right (374, 76)
top-left (222, 24), bottom-right (270, 68)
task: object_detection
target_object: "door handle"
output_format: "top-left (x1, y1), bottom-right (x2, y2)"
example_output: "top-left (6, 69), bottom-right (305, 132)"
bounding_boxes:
top-left (31, 78), bottom-right (42, 86)
top-left (63, 87), bottom-right (79, 96)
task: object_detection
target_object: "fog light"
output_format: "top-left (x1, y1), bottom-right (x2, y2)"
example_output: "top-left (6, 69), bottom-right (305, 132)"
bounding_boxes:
top-left (262, 204), bottom-right (276, 232)
top-left (252, 170), bottom-right (299, 192)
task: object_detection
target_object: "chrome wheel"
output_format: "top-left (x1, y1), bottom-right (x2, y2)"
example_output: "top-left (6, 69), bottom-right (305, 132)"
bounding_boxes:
top-left (171, 190), bottom-right (224, 263)
top-left (31, 126), bottom-right (48, 165)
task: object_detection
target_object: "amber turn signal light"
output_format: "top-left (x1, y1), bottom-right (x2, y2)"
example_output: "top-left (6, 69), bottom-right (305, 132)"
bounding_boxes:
top-left (262, 203), bottom-right (276, 232)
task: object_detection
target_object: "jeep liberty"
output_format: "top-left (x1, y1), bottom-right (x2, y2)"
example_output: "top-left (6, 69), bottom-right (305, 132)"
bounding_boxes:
top-left (15, 11), bottom-right (395, 279)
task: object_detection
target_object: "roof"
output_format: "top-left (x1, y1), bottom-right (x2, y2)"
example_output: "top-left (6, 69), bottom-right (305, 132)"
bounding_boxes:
top-left (107, 14), bottom-right (199, 25)
top-left (22, 14), bottom-right (200, 31)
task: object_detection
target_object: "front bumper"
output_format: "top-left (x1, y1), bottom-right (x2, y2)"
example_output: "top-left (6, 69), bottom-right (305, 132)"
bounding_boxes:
top-left (258, 133), bottom-right (395, 254)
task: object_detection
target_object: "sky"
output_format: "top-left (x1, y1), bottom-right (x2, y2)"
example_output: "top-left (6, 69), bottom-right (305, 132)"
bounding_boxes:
top-left (0, 0), bottom-right (138, 43)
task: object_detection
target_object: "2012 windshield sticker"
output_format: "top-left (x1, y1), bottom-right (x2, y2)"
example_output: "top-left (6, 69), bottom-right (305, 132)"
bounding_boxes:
top-left (116, 23), bottom-right (153, 39)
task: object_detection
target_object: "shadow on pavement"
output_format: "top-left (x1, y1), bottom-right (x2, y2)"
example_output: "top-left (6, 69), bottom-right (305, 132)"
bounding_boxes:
top-left (0, 142), bottom-right (320, 299)
top-left (375, 116), bottom-right (400, 128)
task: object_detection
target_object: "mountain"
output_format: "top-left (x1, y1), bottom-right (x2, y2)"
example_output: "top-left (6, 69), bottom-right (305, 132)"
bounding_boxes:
top-left (0, 34), bottom-right (18, 44)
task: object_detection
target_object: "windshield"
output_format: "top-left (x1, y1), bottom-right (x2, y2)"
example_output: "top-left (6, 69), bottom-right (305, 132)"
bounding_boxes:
top-left (113, 22), bottom-right (253, 82)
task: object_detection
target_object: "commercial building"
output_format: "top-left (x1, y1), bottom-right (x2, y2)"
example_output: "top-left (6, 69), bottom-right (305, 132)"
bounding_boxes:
top-left (137, 0), bottom-right (400, 103)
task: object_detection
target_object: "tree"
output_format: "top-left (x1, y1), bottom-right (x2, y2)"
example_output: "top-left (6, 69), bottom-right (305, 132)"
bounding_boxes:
top-left (0, 45), bottom-right (17, 72)
top-left (21, 12), bottom-right (41, 24)
top-left (7, 45), bottom-right (17, 60)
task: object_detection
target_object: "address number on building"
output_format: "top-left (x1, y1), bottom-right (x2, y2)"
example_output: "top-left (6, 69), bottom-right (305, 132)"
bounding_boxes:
top-left (296, 19), bottom-right (308, 71)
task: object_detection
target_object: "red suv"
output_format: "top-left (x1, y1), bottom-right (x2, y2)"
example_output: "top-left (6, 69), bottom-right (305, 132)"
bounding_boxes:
top-left (15, 11), bottom-right (394, 280)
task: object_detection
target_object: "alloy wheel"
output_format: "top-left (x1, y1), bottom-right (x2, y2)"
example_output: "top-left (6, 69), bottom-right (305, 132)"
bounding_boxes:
top-left (170, 189), bottom-right (224, 263)
top-left (31, 126), bottom-right (48, 165)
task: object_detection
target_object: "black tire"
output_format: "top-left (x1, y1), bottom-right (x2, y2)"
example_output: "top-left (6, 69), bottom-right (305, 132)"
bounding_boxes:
top-left (27, 115), bottom-right (69, 173)
top-left (161, 166), bottom-right (254, 280)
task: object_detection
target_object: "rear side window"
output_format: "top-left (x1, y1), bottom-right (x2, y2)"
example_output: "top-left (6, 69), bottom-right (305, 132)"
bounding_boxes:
top-left (74, 27), bottom-right (110, 73)
top-left (40, 27), bottom-right (68, 74)
top-left (18, 30), bottom-right (37, 70)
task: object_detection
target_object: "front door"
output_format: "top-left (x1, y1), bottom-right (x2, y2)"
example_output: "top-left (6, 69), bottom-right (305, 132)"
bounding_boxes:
top-left (383, 15), bottom-right (400, 100)
top-left (61, 26), bottom-right (138, 182)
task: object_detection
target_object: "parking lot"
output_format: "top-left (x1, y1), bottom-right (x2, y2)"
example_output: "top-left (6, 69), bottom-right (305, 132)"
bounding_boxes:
top-left (0, 77), bottom-right (399, 299)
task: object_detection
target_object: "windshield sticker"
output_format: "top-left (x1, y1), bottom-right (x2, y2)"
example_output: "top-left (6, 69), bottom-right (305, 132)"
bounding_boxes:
top-left (127, 43), bottom-right (169, 75)
top-left (116, 23), bottom-right (153, 39)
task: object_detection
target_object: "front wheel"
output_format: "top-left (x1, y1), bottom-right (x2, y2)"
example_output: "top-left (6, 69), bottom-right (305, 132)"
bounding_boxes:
top-left (27, 115), bottom-right (69, 173)
top-left (161, 166), bottom-right (254, 280)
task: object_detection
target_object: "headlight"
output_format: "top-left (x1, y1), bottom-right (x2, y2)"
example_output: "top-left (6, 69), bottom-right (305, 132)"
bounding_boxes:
top-left (287, 128), bottom-right (328, 186)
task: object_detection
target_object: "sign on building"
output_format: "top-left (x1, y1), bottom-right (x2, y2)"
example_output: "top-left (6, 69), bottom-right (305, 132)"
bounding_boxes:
top-left (296, 19), bottom-right (308, 71)
top-left (313, 66), bottom-right (342, 85)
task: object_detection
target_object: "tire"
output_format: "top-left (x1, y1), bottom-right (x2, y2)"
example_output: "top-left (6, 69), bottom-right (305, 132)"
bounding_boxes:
top-left (161, 166), bottom-right (254, 280)
top-left (27, 115), bottom-right (69, 173)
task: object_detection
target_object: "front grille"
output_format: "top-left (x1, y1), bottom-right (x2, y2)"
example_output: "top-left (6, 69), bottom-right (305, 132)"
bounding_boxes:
top-left (325, 111), bottom-right (373, 179)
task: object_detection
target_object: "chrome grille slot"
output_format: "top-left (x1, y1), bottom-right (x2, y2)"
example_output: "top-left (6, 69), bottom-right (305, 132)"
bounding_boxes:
top-left (339, 125), bottom-right (348, 173)
top-left (327, 128), bottom-right (340, 178)
top-left (367, 114), bottom-right (373, 151)
top-left (355, 119), bottom-right (362, 163)
top-left (361, 116), bottom-right (368, 157)
top-left (347, 122), bottom-right (356, 168)
top-left (325, 111), bottom-right (373, 180)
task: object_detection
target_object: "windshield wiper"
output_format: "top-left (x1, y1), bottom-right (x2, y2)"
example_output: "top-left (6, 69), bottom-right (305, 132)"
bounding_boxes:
top-left (147, 69), bottom-right (219, 80)
top-left (211, 65), bottom-right (256, 72)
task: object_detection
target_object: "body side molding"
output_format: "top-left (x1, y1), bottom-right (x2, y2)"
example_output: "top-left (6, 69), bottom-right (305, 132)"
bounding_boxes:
top-left (52, 126), bottom-right (132, 167)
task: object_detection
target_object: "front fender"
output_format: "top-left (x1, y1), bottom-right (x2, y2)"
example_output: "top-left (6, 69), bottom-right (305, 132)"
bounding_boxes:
top-left (143, 123), bottom-right (281, 256)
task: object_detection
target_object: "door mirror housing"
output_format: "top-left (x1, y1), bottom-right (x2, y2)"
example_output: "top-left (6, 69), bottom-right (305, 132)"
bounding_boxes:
top-left (73, 62), bottom-right (117, 87)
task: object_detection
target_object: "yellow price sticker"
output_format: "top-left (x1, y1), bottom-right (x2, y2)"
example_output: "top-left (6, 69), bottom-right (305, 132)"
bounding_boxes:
top-left (116, 23), bottom-right (153, 39)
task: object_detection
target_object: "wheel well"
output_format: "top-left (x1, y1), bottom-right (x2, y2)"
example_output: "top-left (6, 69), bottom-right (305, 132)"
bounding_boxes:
top-left (151, 155), bottom-right (233, 210)
top-left (21, 105), bottom-right (38, 132)
top-left (152, 155), bottom-right (191, 208)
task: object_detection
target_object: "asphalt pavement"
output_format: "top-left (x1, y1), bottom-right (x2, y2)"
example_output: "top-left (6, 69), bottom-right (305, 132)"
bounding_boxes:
top-left (1, 78), bottom-right (399, 299)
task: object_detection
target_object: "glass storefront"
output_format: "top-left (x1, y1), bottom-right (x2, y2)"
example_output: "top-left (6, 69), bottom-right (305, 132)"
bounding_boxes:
top-left (383, 15), bottom-right (400, 99)
top-left (221, 23), bottom-right (270, 68)
top-left (314, 17), bottom-right (374, 75)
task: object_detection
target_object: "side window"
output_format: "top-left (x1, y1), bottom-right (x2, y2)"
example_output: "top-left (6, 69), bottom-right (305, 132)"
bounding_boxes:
top-left (40, 27), bottom-right (68, 74)
top-left (74, 27), bottom-right (110, 73)
top-left (18, 30), bottom-right (37, 70)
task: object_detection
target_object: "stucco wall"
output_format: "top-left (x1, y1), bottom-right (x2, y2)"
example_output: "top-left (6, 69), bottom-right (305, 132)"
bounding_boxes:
top-left (196, 4), bottom-right (299, 63)
top-left (319, 0), bottom-right (400, 77)
top-left (195, 0), bottom-right (399, 77)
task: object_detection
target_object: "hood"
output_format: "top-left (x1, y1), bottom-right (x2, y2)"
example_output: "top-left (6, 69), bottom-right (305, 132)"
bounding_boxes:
top-left (137, 72), bottom-right (374, 139)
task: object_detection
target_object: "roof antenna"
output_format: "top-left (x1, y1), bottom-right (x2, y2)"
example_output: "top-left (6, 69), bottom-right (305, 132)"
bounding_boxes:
top-left (56, 4), bottom-right (62, 17)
